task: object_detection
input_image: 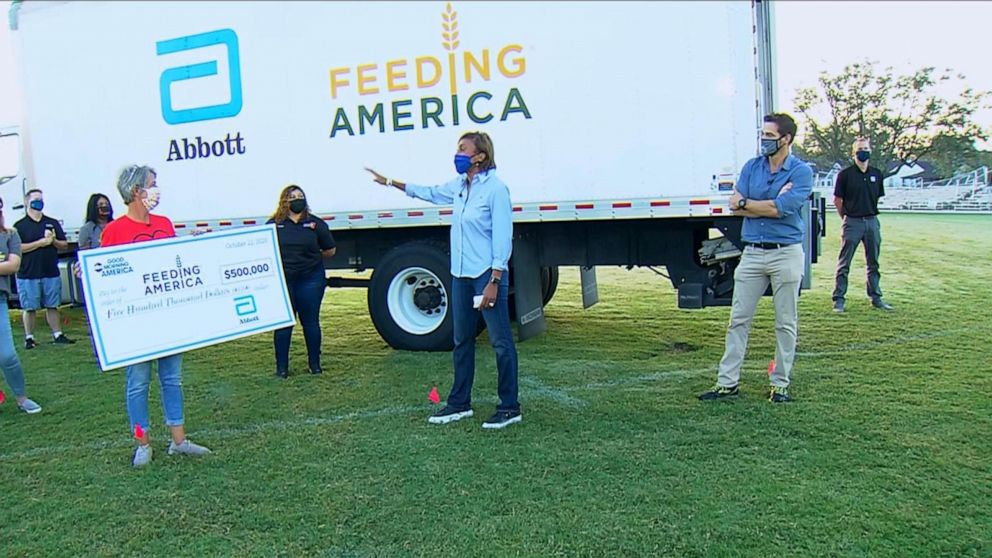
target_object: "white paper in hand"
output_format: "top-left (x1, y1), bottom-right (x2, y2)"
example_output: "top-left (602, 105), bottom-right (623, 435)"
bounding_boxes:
top-left (473, 295), bottom-right (484, 309)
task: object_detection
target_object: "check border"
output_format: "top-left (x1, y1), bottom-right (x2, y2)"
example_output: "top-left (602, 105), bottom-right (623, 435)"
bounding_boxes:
top-left (79, 225), bottom-right (295, 370)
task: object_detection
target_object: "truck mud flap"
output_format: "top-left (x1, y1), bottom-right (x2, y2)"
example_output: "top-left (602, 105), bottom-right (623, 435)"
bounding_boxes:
top-left (511, 236), bottom-right (547, 342)
top-left (580, 266), bottom-right (599, 309)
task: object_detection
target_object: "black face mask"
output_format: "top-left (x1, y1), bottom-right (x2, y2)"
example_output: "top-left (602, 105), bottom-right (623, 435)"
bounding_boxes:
top-left (98, 206), bottom-right (111, 215)
top-left (289, 199), bottom-right (307, 214)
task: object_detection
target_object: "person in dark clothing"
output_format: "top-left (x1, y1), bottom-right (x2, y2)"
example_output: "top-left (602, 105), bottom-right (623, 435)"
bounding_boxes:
top-left (13, 189), bottom-right (75, 348)
top-left (267, 185), bottom-right (336, 378)
top-left (832, 137), bottom-right (892, 312)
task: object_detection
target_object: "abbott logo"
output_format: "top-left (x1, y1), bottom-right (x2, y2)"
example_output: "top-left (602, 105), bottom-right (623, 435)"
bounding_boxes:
top-left (234, 295), bottom-right (257, 317)
top-left (157, 29), bottom-right (243, 125)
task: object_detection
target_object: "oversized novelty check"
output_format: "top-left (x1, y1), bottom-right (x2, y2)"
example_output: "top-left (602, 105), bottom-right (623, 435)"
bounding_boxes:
top-left (79, 225), bottom-right (295, 370)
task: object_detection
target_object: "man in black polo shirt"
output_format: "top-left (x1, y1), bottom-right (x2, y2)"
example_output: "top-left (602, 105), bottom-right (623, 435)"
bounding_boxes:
top-left (14, 189), bottom-right (75, 348)
top-left (832, 138), bottom-right (892, 312)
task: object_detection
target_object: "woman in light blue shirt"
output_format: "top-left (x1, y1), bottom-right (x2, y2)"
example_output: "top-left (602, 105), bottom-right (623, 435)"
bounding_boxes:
top-left (366, 131), bottom-right (521, 429)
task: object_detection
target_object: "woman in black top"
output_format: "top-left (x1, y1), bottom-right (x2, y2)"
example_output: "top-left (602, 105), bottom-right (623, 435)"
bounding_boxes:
top-left (267, 185), bottom-right (336, 378)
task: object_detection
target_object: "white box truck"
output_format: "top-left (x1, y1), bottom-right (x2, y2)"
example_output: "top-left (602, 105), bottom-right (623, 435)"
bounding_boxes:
top-left (1, 0), bottom-right (823, 350)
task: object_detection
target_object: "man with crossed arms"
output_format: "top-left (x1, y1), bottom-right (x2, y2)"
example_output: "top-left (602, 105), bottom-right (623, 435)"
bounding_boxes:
top-left (699, 113), bottom-right (813, 403)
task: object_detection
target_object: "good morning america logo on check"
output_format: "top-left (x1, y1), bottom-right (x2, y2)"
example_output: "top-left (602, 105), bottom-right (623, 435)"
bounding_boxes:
top-left (93, 257), bottom-right (135, 277)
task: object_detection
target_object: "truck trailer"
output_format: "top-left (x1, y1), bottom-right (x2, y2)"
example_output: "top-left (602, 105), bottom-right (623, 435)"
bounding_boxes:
top-left (0, 0), bottom-right (823, 351)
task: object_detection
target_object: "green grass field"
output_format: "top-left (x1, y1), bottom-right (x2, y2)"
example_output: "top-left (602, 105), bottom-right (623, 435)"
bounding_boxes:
top-left (0, 213), bottom-right (989, 557)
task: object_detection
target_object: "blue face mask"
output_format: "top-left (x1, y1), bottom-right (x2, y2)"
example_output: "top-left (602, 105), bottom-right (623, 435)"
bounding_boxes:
top-left (29, 199), bottom-right (44, 211)
top-left (454, 153), bottom-right (473, 174)
top-left (856, 150), bottom-right (871, 163)
top-left (760, 137), bottom-right (782, 157)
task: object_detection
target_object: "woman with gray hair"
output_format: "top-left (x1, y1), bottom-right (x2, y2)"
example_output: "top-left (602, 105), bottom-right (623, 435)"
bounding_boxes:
top-left (100, 164), bottom-right (212, 467)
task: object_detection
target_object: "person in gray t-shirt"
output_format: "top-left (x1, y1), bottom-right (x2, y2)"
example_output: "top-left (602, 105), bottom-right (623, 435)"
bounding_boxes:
top-left (73, 193), bottom-right (115, 297)
top-left (0, 197), bottom-right (42, 413)
top-left (78, 193), bottom-right (114, 250)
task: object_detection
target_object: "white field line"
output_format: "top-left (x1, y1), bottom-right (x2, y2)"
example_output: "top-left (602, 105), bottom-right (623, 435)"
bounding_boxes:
top-left (0, 405), bottom-right (423, 462)
top-left (2, 324), bottom-right (977, 462)
top-left (0, 366), bottom-right (716, 462)
top-left (568, 367), bottom-right (716, 391)
top-left (519, 377), bottom-right (588, 407)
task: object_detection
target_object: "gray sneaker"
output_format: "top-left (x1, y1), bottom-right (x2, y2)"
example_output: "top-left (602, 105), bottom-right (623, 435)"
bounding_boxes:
top-left (167, 439), bottom-right (212, 456)
top-left (832, 300), bottom-right (845, 313)
top-left (872, 299), bottom-right (893, 311)
top-left (17, 398), bottom-right (42, 414)
top-left (132, 444), bottom-right (153, 468)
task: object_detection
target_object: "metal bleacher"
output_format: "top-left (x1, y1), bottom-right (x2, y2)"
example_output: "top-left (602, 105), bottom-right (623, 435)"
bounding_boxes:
top-left (817, 166), bottom-right (991, 213)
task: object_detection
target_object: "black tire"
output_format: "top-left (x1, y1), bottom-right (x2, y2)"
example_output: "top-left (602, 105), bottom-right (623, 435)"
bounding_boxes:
top-left (368, 242), bottom-right (454, 351)
top-left (541, 266), bottom-right (559, 306)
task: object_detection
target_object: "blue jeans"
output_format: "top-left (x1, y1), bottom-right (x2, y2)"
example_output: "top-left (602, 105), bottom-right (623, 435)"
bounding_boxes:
top-left (448, 274), bottom-right (519, 411)
top-left (274, 267), bottom-right (326, 369)
top-left (0, 298), bottom-right (26, 397)
top-left (125, 354), bottom-right (184, 429)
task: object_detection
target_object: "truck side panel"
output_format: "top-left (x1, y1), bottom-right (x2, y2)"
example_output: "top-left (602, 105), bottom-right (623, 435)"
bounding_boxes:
top-left (10, 1), bottom-right (758, 231)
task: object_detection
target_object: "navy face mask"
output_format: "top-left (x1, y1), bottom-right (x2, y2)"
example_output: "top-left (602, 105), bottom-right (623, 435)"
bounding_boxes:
top-left (29, 199), bottom-right (44, 211)
top-left (454, 153), bottom-right (473, 174)
top-left (760, 137), bottom-right (782, 157)
top-left (856, 150), bottom-right (871, 163)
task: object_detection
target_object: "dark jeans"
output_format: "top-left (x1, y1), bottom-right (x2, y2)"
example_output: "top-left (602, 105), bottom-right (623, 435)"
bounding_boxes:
top-left (274, 267), bottom-right (326, 370)
top-left (447, 274), bottom-right (519, 412)
top-left (833, 215), bottom-right (883, 303)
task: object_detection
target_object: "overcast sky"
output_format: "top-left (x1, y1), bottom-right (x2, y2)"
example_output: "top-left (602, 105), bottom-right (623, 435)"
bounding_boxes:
top-left (774, 0), bottom-right (991, 133)
top-left (2, 1), bottom-right (990, 133)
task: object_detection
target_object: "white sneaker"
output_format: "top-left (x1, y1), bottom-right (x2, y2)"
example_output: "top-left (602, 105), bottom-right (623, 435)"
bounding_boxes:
top-left (167, 439), bottom-right (212, 456)
top-left (132, 444), bottom-right (152, 468)
top-left (427, 406), bottom-right (474, 425)
top-left (17, 398), bottom-right (42, 414)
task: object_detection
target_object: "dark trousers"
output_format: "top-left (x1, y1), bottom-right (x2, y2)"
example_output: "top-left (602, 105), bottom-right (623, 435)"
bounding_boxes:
top-left (833, 215), bottom-right (883, 303)
top-left (447, 274), bottom-right (519, 412)
top-left (274, 267), bottom-right (327, 369)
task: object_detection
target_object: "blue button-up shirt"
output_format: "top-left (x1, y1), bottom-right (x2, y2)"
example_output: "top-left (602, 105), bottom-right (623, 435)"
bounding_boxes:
top-left (406, 170), bottom-right (513, 278)
top-left (737, 153), bottom-right (813, 245)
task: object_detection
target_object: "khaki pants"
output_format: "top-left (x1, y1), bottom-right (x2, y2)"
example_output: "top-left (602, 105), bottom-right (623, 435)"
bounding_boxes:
top-left (717, 244), bottom-right (804, 389)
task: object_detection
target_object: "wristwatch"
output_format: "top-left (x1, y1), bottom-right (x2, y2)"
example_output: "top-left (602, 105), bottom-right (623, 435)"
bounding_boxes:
top-left (737, 197), bottom-right (747, 210)
top-left (489, 275), bottom-right (501, 285)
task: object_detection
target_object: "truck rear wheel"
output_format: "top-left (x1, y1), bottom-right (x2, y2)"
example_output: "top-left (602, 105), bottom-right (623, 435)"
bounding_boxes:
top-left (541, 266), bottom-right (559, 306)
top-left (368, 242), bottom-right (454, 351)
